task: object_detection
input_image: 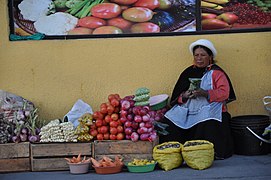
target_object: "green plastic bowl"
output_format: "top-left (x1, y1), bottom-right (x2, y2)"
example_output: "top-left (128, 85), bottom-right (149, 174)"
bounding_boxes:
top-left (126, 162), bottom-right (157, 173)
top-left (149, 94), bottom-right (169, 111)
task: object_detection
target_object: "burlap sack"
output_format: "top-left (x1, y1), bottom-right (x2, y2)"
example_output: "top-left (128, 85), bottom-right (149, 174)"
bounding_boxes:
top-left (182, 140), bottom-right (214, 170)
top-left (153, 141), bottom-right (183, 171)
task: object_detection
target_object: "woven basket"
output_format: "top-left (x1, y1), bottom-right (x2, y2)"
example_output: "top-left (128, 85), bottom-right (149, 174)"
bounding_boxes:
top-left (12, 0), bottom-right (36, 35)
top-left (182, 140), bottom-right (214, 170)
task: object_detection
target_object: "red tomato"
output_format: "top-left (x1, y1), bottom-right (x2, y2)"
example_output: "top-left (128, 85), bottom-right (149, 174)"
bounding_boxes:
top-left (116, 132), bottom-right (125, 140)
top-left (110, 0), bottom-right (138, 5)
top-left (100, 103), bottom-right (107, 108)
top-left (102, 120), bottom-right (107, 126)
top-left (117, 119), bottom-right (122, 126)
top-left (100, 125), bottom-right (109, 134)
top-left (111, 113), bottom-right (119, 121)
top-left (97, 133), bottom-right (104, 140)
top-left (92, 111), bottom-right (99, 119)
top-left (110, 127), bottom-right (118, 135)
top-left (93, 111), bottom-right (104, 120)
top-left (100, 107), bottom-right (107, 114)
top-left (78, 16), bottom-right (106, 29)
top-left (90, 124), bottom-right (97, 129)
top-left (107, 17), bottom-right (133, 31)
top-left (92, 26), bottom-right (123, 34)
top-left (91, 3), bottom-right (122, 19)
top-left (104, 115), bottom-right (112, 123)
top-left (107, 104), bottom-right (115, 115)
top-left (103, 133), bottom-right (110, 140)
top-left (110, 134), bottom-right (117, 140)
top-left (97, 127), bottom-right (101, 133)
top-left (90, 129), bottom-right (98, 137)
top-left (134, 0), bottom-right (160, 10)
top-left (109, 121), bottom-right (118, 128)
top-left (95, 119), bottom-right (103, 127)
top-left (130, 22), bottom-right (160, 33)
top-left (110, 98), bottom-right (120, 107)
top-left (108, 94), bottom-right (116, 101)
top-left (116, 125), bottom-right (124, 133)
top-left (114, 94), bottom-right (121, 100)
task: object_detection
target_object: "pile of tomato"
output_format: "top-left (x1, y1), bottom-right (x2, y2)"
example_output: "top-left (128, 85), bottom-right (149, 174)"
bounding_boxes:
top-left (89, 94), bottom-right (125, 140)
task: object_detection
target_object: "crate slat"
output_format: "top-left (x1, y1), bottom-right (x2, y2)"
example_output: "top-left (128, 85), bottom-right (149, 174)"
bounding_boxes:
top-left (0, 142), bottom-right (30, 172)
top-left (31, 143), bottom-right (92, 157)
top-left (93, 140), bottom-right (157, 154)
top-left (0, 158), bottom-right (30, 172)
top-left (31, 157), bottom-right (68, 171)
top-left (93, 139), bottom-right (158, 164)
top-left (0, 142), bottom-right (29, 159)
top-left (30, 143), bottom-right (92, 171)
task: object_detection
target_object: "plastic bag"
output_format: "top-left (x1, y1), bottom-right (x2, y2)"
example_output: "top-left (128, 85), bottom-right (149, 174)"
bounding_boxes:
top-left (74, 113), bottom-right (94, 142)
top-left (64, 99), bottom-right (93, 127)
top-left (0, 90), bottom-right (34, 111)
top-left (152, 141), bottom-right (183, 171)
top-left (0, 90), bottom-right (35, 143)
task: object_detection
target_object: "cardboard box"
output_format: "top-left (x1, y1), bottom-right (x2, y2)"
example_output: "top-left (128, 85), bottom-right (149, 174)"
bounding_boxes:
top-left (0, 142), bottom-right (30, 172)
top-left (30, 142), bottom-right (92, 171)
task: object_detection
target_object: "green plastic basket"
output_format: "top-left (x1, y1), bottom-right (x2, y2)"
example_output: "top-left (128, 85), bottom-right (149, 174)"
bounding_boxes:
top-left (126, 162), bottom-right (157, 173)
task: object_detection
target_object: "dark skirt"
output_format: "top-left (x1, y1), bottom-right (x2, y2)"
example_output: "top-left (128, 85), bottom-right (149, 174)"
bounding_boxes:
top-left (159, 112), bottom-right (234, 159)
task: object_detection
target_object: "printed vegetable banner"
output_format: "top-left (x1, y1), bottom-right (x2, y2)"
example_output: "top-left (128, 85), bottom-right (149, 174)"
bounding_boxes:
top-left (8, 0), bottom-right (271, 41)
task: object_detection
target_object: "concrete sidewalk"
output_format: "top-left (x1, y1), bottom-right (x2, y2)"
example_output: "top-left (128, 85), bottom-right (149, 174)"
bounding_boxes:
top-left (1, 154), bottom-right (271, 180)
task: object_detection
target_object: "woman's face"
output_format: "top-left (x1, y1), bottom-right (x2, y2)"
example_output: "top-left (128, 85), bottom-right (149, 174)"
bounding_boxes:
top-left (193, 47), bottom-right (212, 68)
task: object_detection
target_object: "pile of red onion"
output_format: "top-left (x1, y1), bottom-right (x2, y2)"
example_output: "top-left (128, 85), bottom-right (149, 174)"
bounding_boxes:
top-left (119, 95), bottom-right (167, 142)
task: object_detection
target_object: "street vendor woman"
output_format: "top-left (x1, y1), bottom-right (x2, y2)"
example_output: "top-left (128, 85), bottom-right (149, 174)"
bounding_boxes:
top-left (160, 39), bottom-right (236, 159)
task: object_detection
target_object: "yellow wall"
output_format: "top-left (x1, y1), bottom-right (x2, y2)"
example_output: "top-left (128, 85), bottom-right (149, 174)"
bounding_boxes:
top-left (1, 1), bottom-right (271, 121)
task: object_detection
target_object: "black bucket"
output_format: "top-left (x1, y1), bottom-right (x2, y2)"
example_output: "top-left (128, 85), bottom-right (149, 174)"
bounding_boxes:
top-left (230, 115), bottom-right (271, 155)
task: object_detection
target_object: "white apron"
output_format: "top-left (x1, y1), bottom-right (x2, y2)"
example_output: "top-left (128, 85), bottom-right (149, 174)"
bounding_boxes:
top-left (165, 70), bottom-right (223, 129)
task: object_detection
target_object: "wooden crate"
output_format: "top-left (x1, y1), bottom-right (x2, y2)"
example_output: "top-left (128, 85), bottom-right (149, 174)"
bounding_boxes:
top-left (30, 142), bottom-right (92, 171)
top-left (93, 139), bottom-right (159, 164)
top-left (0, 142), bottom-right (30, 172)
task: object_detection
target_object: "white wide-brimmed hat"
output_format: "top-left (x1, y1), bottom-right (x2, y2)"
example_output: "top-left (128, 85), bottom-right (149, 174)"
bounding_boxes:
top-left (189, 39), bottom-right (217, 58)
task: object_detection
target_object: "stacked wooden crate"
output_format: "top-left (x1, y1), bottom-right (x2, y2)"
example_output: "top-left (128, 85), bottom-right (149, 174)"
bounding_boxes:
top-left (0, 139), bottom-right (159, 172)
top-left (0, 142), bottom-right (30, 172)
top-left (30, 142), bottom-right (92, 171)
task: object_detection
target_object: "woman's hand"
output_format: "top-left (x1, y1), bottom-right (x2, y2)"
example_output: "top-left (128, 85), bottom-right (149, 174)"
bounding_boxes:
top-left (191, 88), bottom-right (209, 98)
top-left (177, 91), bottom-right (192, 104)
top-left (182, 90), bottom-right (193, 99)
